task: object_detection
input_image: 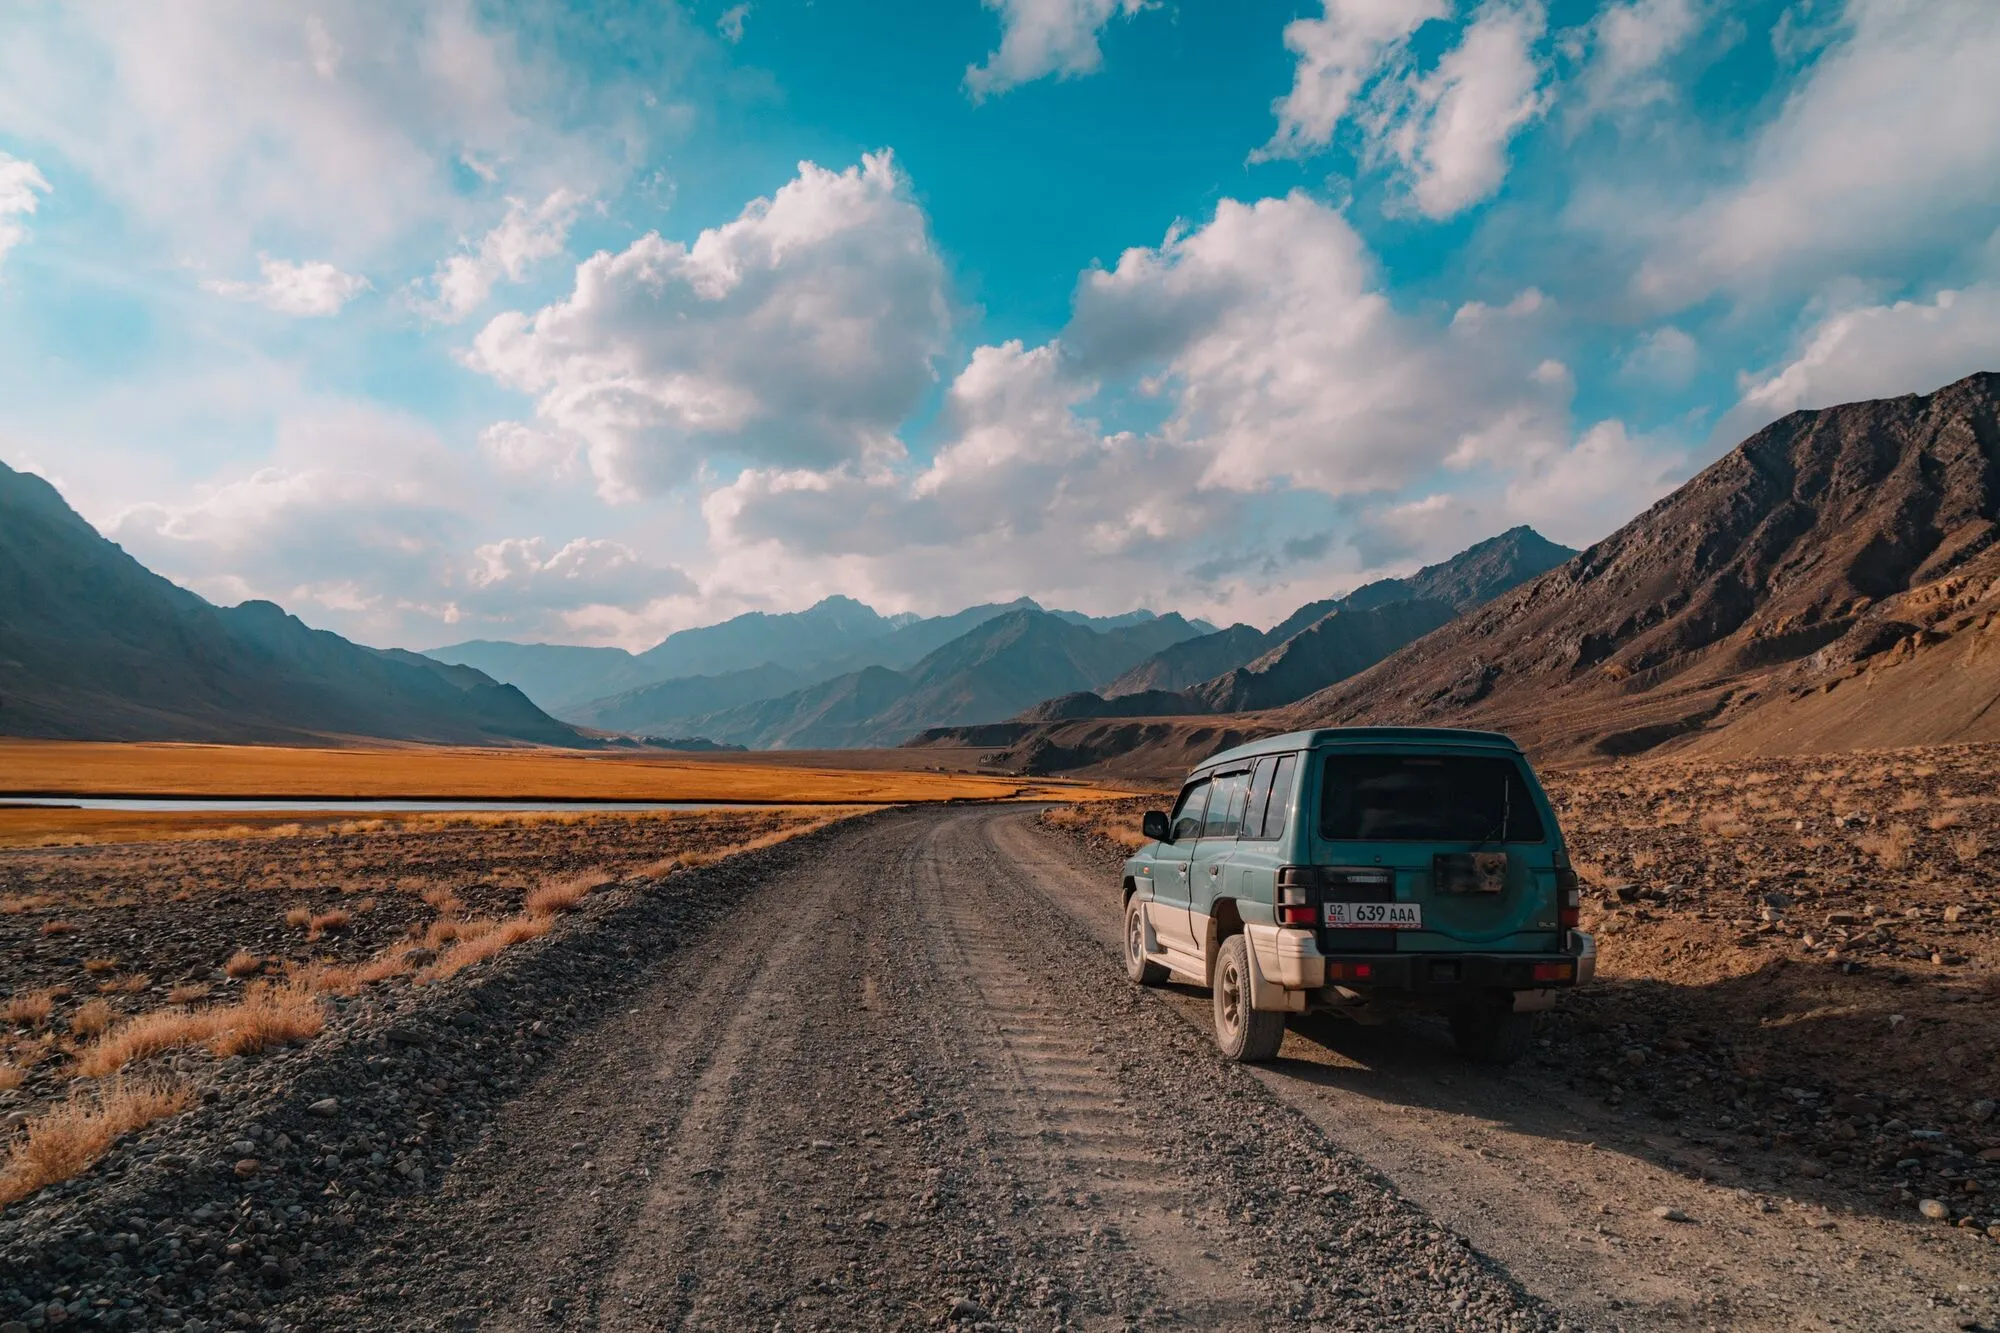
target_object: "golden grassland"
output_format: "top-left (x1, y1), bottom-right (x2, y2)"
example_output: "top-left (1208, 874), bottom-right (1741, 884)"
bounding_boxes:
top-left (0, 739), bottom-right (1124, 805)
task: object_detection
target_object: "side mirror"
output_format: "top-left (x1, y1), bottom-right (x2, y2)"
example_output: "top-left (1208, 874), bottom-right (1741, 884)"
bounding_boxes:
top-left (1142, 810), bottom-right (1172, 843)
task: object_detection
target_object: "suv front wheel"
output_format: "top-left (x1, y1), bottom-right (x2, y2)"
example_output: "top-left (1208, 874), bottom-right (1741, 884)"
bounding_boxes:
top-left (1212, 935), bottom-right (1285, 1063)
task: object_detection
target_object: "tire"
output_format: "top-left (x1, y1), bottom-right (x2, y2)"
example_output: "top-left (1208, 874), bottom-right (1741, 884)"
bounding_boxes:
top-left (1450, 1001), bottom-right (1539, 1065)
top-left (1123, 894), bottom-right (1169, 986)
top-left (1212, 934), bottom-right (1286, 1063)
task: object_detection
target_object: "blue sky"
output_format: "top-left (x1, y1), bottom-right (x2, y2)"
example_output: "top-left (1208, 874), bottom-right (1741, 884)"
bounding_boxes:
top-left (2, 0), bottom-right (1998, 649)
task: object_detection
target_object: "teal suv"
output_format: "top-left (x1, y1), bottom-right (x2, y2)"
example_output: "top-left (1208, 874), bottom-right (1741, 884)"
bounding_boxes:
top-left (1122, 727), bottom-right (1595, 1064)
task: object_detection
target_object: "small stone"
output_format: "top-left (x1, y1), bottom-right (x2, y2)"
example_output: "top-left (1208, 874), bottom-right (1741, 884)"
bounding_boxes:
top-left (1919, 1198), bottom-right (1951, 1221)
top-left (1624, 1048), bottom-right (1647, 1067)
top-left (234, 1158), bottom-right (261, 1178)
top-left (1651, 1206), bottom-right (1690, 1223)
top-left (308, 1098), bottom-right (339, 1117)
top-left (948, 1297), bottom-right (990, 1322)
top-left (1968, 1100), bottom-right (1996, 1124)
top-left (1795, 1159), bottom-right (1830, 1179)
top-left (1944, 905), bottom-right (1967, 923)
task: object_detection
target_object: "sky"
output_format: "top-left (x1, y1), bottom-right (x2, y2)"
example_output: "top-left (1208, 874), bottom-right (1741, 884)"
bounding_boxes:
top-left (3, 0), bottom-right (1999, 651)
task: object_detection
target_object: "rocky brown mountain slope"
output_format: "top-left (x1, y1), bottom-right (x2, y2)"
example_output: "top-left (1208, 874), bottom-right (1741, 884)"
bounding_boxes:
top-left (1287, 371), bottom-right (2000, 761)
top-left (0, 463), bottom-right (582, 746)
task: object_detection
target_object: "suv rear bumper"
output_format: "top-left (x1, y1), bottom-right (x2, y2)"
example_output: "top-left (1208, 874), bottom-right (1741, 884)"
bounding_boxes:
top-left (1247, 923), bottom-right (1595, 998)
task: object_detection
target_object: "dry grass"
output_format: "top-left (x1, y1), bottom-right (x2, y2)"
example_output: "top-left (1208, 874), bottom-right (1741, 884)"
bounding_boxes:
top-left (97, 974), bottom-right (150, 994)
top-left (306, 909), bottom-right (351, 940)
top-left (299, 947), bottom-right (419, 995)
top-left (166, 983), bottom-right (210, 1005)
top-left (0, 1064), bottom-right (21, 1092)
top-left (39, 920), bottom-right (77, 938)
top-left (523, 873), bottom-right (607, 917)
top-left (1858, 820), bottom-right (1917, 868)
top-left (418, 915), bottom-right (552, 983)
top-left (0, 1078), bottom-right (193, 1208)
top-left (283, 905), bottom-right (312, 929)
top-left (0, 738), bottom-right (1064, 806)
top-left (69, 997), bottom-right (113, 1037)
top-left (81, 957), bottom-right (119, 975)
top-left (3, 989), bottom-right (55, 1028)
top-left (1955, 832), bottom-right (1986, 863)
top-left (74, 982), bottom-right (324, 1077)
top-left (223, 950), bottom-right (263, 978)
top-left (1928, 810), bottom-right (1964, 831)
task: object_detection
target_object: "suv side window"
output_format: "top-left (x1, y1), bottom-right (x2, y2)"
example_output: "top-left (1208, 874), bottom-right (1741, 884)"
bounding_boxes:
top-left (1170, 778), bottom-right (1211, 843)
top-left (1242, 758), bottom-right (1276, 838)
top-left (1202, 769), bottom-right (1251, 838)
top-left (1259, 753), bottom-right (1298, 839)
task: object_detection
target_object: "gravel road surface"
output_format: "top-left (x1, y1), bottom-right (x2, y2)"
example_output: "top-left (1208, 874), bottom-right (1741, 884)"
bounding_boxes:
top-left (296, 805), bottom-right (1557, 1331)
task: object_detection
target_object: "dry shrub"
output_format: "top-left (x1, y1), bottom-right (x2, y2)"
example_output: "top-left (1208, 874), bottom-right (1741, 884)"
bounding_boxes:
top-left (300, 947), bottom-right (415, 995)
top-left (1894, 789), bottom-right (1925, 812)
top-left (0, 1064), bottom-right (21, 1092)
top-left (420, 918), bottom-right (463, 949)
top-left (419, 886), bottom-right (465, 915)
top-left (70, 997), bottom-right (113, 1037)
top-left (1955, 833), bottom-right (1985, 863)
top-left (524, 873), bottom-right (607, 917)
top-left (2, 990), bottom-right (55, 1028)
top-left (98, 974), bottom-right (151, 995)
top-left (354, 896), bottom-right (377, 913)
top-left (39, 921), bottom-right (77, 938)
top-left (223, 950), bottom-right (263, 978)
top-left (1929, 810), bottom-right (1965, 831)
top-left (1, 894), bottom-right (57, 914)
top-left (306, 909), bottom-right (351, 940)
top-left (166, 983), bottom-right (210, 1005)
top-left (1859, 821), bottom-right (1917, 868)
top-left (75, 982), bottom-right (324, 1077)
top-left (284, 905), bottom-right (313, 930)
top-left (0, 1078), bottom-right (193, 1207)
top-left (419, 915), bottom-right (551, 983)
top-left (81, 958), bottom-right (119, 975)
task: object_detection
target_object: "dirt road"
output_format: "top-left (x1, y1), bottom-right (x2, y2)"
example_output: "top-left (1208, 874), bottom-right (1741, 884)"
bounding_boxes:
top-left (290, 806), bottom-right (1994, 1331)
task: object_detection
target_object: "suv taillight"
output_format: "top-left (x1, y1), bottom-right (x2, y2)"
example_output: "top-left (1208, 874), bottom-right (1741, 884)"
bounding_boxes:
top-left (1555, 856), bottom-right (1581, 931)
top-left (1276, 866), bottom-right (1318, 927)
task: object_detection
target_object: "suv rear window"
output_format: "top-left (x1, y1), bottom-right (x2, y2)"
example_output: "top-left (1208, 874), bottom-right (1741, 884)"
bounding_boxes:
top-left (1318, 753), bottom-right (1546, 843)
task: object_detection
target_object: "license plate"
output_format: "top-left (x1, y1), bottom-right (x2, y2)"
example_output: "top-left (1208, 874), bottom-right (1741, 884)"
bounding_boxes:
top-left (1322, 901), bottom-right (1423, 929)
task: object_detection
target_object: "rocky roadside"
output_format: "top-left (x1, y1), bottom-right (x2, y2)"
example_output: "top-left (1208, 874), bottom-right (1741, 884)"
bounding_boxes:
top-left (0, 811), bottom-right (886, 1333)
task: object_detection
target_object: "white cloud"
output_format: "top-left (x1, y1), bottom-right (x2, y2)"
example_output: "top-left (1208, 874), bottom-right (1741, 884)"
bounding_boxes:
top-left (964, 0), bottom-right (1146, 100)
top-left (202, 256), bottom-right (372, 316)
top-left (1255, 0), bottom-right (1447, 162)
top-left (1639, 0), bottom-right (2000, 304)
top-left (718, 4), bottom-right (751, 43)
top-left (1727, 286), bottom-right (2000, 437)
top-left (466, 536), bottom-right (692, 611)
top-left (1067, 191), bottom-right (1567, 496)
top-left (1364, 0), bottom-right (1550, 218)
top-left (0, 152), bottom-right (51, 273)
top-left (0, 3), bottom-right (624, 262)
top-left (1571, 0), bottom-right (1699, 123)
top-left (1621, 324), bottom-right (1699, 383)
top-left (416, 189), bottom-right (584, 323)
top-left (465, 153), bottom-right (949, 501)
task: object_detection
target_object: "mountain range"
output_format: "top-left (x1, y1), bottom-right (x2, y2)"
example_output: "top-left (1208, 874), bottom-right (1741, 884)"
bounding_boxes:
top-left (0, 461), bottom-right (581, 746)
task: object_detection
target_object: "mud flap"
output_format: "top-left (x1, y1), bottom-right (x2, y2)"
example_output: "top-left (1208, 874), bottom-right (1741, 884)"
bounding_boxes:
top-left (1243, 929), bottom-right (1306, 1013)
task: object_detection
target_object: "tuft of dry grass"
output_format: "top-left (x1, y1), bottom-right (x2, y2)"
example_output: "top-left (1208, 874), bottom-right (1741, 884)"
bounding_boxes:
top-left (1954, 832), bottom-right (1985, 863)
top-left (283, 905), bottom-right (313, 930)
top-left (299, 946), bottom-right (417, 995)
top-left (0, 1078), bottom-right (193, 1207)
top-left (419, 915), bottom-right (551, 983)
top-left (1928, 810), bottom-right (1964, 831)
top-left (524, 873), bottom-right (608, 917)
top-left (3, 989), bottom-right (56, 1028)
top-left (166, 982), bottom-right (210, 1005)
top-left (1859, 821), bottom-right (1917, 868)
top-left (70, 997), bottom-right (113, 1037)
top-left (39, 920), bottom-right (77, 938)
top-left (223, 950), bottom-right (263, 978)
top-left (97, 973), bottom-right (151, 995)
top-left (305, 908), bottom-right (351, 940)
top-left (0, 1064), bottom-right (21, 1092)
top-left (75, 982), bottom-right (325, 1077)
top-left (81, 957), bottom-right (119, 975)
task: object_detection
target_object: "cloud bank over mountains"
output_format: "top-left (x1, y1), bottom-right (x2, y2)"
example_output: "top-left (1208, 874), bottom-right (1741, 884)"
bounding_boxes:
top-left (2, 0), bottom-right (1998, 651)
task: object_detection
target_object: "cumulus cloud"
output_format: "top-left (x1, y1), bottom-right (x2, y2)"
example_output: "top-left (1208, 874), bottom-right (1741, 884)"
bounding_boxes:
top-left (1638, 0), bottom-right (2000, 304)
top-left (1067, 191), bottom-right (1568, 495)
top-left (0, 152), bottom-right (50, 274)
top-left (717, 4), bottom-right (750, 43)
top-left (1727, 286), bottom-right (2000, 437)
top-left (1363, 0), bottom-right (1550, 218)
top-left (415, 189), bottom-right (584, 323)
top-left (964, 0), bottom-right (1146, 100)
top-left (0, 2), bottom-right (625, 261)
top-left (465, 153), bottom-right (949, 500)
top-left (466, 536), bottom-right (692, 611)
top-left (202, 256), bottom-right (372, 316)
top-left (1570, 0), bottom-right (1699, 123)
top-left (1620, 324), bottom-right (1698, 383)
top-left (1256, 0), bottom-right (1447, 162)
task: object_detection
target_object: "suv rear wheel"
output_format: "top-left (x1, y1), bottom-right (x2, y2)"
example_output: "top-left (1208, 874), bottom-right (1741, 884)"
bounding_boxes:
top-left (1123, 894), bottom-right (1168, 986)
top-left (1449, 1000), bottom-right (1538, 1065)
top-left (1212, 935), bottom-right (1285, 1063)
